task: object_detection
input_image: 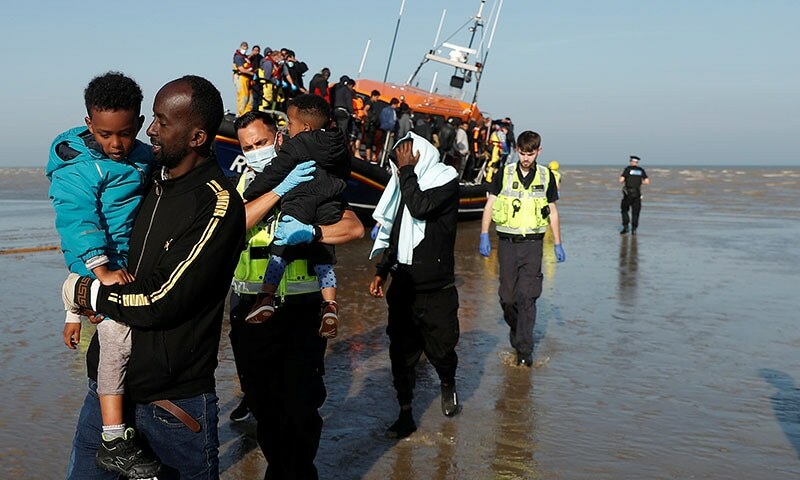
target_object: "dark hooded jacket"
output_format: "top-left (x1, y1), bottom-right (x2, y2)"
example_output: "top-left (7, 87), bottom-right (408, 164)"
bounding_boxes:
top-left (244, 128), bottom-right (352, 263)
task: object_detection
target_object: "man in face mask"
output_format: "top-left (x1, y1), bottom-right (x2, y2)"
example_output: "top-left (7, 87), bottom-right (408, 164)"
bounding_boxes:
top-left (231, 109), bottom-right (364, 477)
top-left (227, 110), bottom-right (302, 422)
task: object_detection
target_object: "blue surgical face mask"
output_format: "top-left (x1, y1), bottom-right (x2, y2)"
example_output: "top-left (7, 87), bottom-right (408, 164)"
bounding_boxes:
top-left (287, 61), bottom-right (295, 68)
top-left (244, 144), bottom-right (277, 173)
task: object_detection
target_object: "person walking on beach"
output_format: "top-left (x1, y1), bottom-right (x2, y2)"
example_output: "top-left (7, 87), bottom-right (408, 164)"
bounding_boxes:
top-left (236, 114), bottom-right (364, 478)
top-left (242, 94), bottom-right (351, 337)
top-left (478, 130), bottom-right (565, 367)
top-left (62, 75), bottom-right (246, 479)
top-left (227, 110), bottom-right (313, 422)
top-left (47, 71), bottom-right (160, 478)
top-left (369, 132), bottom-right (461, 439)
top-left (619, 155), bottom-right (650, 235)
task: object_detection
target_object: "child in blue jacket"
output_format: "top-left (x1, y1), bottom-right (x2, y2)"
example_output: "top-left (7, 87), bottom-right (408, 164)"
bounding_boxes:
top-left (46, 72), bottom-right (160, 478)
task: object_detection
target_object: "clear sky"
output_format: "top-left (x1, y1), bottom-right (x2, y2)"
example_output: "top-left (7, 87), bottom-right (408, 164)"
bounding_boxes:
top-left (1, 0), bottom-right (797, 167)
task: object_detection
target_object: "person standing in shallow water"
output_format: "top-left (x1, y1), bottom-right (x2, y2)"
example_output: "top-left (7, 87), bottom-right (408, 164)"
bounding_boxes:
top-left (619, 155), bottom-right (650, 235)
top-left (369, 133), bottom-right (461, 439)
top-left (479, 130), bottom-right (565, 367)
top-left (63, 75), bottom-right (246, 479)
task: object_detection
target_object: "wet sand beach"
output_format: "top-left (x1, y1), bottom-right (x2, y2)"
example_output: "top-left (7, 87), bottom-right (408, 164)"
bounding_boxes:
top-left (1, 166), bottom-right (799, 479)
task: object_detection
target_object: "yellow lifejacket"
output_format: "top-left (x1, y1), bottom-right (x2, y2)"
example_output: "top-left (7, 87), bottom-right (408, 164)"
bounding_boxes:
top-left (492, 163), bottom-right (551, 236)
top-left (232, 173), bottom-right (318, 296)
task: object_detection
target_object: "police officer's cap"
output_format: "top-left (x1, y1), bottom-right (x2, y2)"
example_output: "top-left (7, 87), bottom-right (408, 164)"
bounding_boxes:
top-left (630, 155), bottom-right (640, 162)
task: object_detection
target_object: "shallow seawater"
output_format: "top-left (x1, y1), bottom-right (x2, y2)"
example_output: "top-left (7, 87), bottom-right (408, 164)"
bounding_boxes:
top-left (1, 167), bottom-right (799, 479)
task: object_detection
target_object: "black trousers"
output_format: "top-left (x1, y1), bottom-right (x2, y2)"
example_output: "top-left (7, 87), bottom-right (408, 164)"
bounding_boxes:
top-left (498, 237), bottom-right (544, 356)
top-left (228, 291), bottom-right (256, 395)
top-left (386, 281), bottom-right (459, 406)
top-left (235, 291), bottom-right (327, 480)
top-left (620, 193), bottom-right (642, 229)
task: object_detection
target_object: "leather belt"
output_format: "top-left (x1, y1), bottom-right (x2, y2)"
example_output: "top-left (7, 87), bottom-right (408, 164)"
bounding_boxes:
top-left (498, 233), bottom-right (545, 242)
top-left (152, 400), bottom-right (201, 433)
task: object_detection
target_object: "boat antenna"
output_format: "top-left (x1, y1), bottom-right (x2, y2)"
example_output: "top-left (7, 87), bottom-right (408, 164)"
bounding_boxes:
top-left (471, 0), bottom-right (503, 107)
top-left (384, 0), bottom-right (407, 82)
top-left (433, 9), bottom-right (447, 49)
top-left (358, 39), bottom-right (371, 78)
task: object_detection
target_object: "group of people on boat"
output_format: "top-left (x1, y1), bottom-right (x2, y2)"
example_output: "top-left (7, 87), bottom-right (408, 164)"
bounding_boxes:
top-left (232, 41), bottom-right (526, 185)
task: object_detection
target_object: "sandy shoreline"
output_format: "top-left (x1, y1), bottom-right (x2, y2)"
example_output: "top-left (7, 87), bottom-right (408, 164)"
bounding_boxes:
top-left (1, 167), bottom-right (799, 479)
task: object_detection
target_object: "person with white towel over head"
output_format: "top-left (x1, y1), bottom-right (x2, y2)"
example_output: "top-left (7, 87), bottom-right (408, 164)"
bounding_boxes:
top-left (369, 132), bottom-right (461, 439)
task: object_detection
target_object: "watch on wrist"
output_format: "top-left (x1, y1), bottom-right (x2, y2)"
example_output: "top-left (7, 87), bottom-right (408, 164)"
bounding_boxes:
top-left (312, 225), bottom-right (323, 242)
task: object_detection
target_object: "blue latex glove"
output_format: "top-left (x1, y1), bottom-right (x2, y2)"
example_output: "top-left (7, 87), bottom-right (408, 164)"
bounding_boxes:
top-left (554, 244), bottom-right (566, 263)
top-left (370, 223), bottom-right (380, 240)
top-left (290, 83), bottom-right (298, 91)
top-left (273, 160), bottom-right (315, 197)
top-left (479, 233), bottom-right (491, 257)
top-left (281, 80), bottom-right (289, 88)
top-left (274, 215), bottom-right (314, 246)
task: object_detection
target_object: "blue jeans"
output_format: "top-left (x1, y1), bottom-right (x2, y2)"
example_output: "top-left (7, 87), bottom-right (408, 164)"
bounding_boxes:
top-left (66, 379), bottom-right (220, 480)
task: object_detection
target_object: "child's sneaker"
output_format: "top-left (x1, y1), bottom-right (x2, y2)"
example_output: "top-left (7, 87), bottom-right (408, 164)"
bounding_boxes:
top-left (95, 427), bottom-right (161, 479)
top-left (319, 301), bottom-right (339, 338)
top-left (246, 293), bottom-right (275, 323)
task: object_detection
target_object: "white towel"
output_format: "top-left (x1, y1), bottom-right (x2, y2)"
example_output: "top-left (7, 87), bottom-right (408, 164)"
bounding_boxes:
top-left (370, 132), bottom-right (458, 264)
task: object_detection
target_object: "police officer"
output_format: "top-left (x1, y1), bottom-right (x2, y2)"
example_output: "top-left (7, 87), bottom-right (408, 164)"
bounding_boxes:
top-left (479, 130), bottom-right (565, 367)
top-left (229, 111), bottom-right (295, 422)
top-left (232, 110), bottom-right (364, 479)
top-left (619, 155), bottom-right (650, 235)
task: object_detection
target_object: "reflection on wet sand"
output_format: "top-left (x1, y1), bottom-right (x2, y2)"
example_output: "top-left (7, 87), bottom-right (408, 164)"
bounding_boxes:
top-left (4, 167), bottom-right (800, 478)
top-left (617, 235), bottom-right (639, 307)
top-left (491, 364), bottom-right (538, 478)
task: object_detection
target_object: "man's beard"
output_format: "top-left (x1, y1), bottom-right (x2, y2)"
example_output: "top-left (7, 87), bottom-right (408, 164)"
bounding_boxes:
top-left (156, 145), bottom-right (190, 170)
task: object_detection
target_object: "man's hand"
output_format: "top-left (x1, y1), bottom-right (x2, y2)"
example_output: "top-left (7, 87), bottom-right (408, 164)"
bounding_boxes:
top-left (394, 140), bottom-right (420, 168)
top-left (274, 215), bottom-right (314, 245)
top-left (63, 323), bottom-right (81, 349)
top-left (479, 233), bottom-right (491, 257)
top-left (369, 276), bottom-right (385, 298)
top-left (554, 244), bottom-right (566, 263)
top-left (273, 160), bottom-right (316, 197)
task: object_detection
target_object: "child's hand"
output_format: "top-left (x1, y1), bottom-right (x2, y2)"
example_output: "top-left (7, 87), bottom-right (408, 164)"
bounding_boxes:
top-left (94, 266), bottom-right (135, 286)
top-left (63, 323), bottom-right (81, 349)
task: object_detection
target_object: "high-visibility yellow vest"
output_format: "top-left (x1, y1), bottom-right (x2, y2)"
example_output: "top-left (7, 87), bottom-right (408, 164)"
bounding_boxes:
top-left (232, 173), bottom-right (318, 296)
top-left (492, 163), bottom-right (551, 236)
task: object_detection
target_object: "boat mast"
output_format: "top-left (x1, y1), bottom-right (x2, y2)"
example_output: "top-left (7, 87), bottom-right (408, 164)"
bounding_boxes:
top-left (384, 0), bottom-right (407, 82)
top-left (407, 0), bottom-right (488, 88)
top-left (470, 0), bottom-right (503, 108)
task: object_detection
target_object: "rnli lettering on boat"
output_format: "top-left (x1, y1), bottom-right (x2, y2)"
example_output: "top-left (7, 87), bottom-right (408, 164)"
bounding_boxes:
top-left (229, 154), bottom-right (247, 175)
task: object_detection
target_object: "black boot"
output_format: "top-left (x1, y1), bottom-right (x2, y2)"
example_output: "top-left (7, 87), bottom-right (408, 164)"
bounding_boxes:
top-left (385, 408), bottom-right (417, 439)
top-left (441, 382), bottom-right (460, 417)
top-left (620, 225), bottom-right (629, 234)
top-left (516, 352), bottom-right (534, 367)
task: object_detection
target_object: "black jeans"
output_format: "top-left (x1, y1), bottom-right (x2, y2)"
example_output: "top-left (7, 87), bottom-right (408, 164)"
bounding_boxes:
top-left (386, 282), bottom-right (460, 406)
top-left (237, 291), bottom-right (327, 480)
top-left (620, 193), bottom-right (642, 229)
